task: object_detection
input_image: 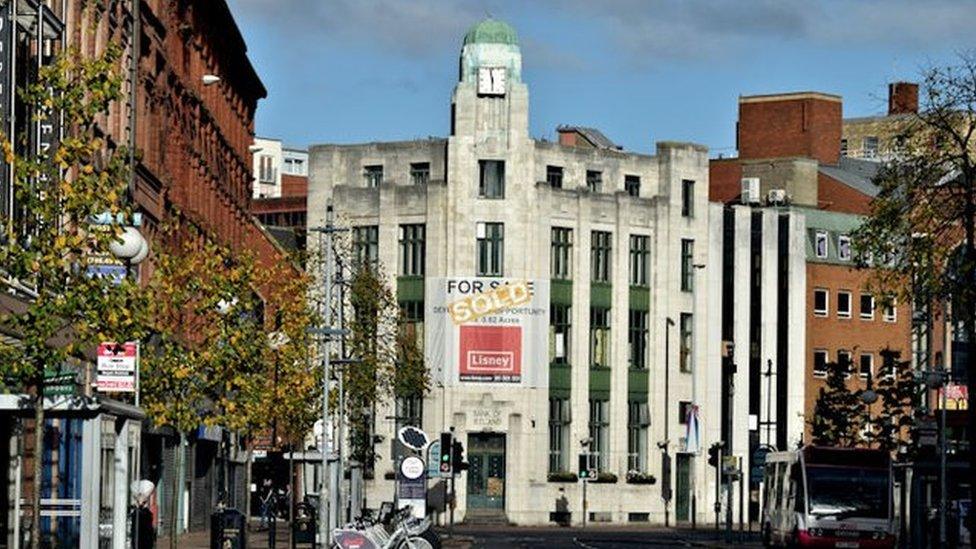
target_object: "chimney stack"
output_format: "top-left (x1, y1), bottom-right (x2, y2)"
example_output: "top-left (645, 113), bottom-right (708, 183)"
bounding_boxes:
top-left (888, 82), bottom-right (918, 115)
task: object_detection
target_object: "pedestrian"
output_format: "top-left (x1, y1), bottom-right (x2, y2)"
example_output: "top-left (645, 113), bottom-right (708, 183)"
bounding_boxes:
top-left (259, 478), bottom-right (274, 530)
top-left (131, 480), bottom-right (157, 549)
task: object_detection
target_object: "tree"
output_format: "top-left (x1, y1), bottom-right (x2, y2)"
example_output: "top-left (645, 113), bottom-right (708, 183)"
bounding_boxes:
top-left (852, 52), bottom-right (976, 508)
top-left (810, 359), bottom-right (865, 447)
top-left (0, 45), bottom-right (146, 549)
top-left (870, 350), bottom-right (919, 455)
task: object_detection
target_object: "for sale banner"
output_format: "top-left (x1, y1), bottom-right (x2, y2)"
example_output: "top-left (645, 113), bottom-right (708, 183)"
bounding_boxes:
top-left (96, 342), bottom-right (137, 393)
top-left (426, 278), bottom-right (549, 388)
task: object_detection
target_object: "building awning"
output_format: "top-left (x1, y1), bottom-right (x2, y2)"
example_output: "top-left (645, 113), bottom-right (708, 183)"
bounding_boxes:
top-left (0, 393), bottom-right (146, 420)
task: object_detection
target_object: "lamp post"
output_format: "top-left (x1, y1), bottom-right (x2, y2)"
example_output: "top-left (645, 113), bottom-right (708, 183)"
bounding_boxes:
top-left (660, 317), bottom-right (675, 527)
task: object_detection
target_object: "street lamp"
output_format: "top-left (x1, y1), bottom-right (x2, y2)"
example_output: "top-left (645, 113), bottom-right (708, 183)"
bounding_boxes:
top-left (661, 316), bottom-right (675, 527)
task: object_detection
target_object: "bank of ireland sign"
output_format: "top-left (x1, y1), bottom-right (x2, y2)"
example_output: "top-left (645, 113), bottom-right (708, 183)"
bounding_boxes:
top-left (427, 278), bottom-right (549, 388)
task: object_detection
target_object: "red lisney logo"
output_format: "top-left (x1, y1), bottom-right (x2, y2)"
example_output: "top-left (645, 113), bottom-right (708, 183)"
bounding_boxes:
top-left (459, 325), bottom-right (522, 383)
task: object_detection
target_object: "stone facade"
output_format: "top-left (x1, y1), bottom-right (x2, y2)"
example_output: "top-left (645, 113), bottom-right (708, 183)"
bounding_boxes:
top-left (308, 19), bottom-right (808, 526)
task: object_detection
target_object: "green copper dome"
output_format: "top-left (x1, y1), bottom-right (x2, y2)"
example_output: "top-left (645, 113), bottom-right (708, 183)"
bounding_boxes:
top-left (462, 18), bottom-right (519, 46)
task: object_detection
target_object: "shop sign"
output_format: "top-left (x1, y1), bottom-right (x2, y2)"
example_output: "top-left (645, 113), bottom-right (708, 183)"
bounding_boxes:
top-left (937, 384), bottom-right (968, 410)
top-left (96, 342), bottom-right (137, 393)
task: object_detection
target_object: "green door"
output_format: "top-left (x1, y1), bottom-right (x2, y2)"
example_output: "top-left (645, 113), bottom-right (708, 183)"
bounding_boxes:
top-left (466, 433), bottom-right (506, 510)
top-left (676, 454), bottom-right (691, 522)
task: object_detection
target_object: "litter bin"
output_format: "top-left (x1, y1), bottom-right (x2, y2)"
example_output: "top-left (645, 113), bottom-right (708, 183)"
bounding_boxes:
top-left (210, 508), bottom-right (246, 549)
top-left (292, 502), bottom-right (317, 546)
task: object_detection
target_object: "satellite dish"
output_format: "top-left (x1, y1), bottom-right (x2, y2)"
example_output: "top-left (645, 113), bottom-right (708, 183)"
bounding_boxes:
top-left (397, 426), bottom-right (430, 451)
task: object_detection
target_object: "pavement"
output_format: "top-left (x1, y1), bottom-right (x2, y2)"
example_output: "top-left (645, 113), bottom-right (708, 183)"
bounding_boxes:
top-left (157, 522), bottom-right (761, 548)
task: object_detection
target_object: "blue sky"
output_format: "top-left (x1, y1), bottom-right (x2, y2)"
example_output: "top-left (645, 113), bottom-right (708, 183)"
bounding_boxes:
top-left (228, 0), bottom-right (976, 156)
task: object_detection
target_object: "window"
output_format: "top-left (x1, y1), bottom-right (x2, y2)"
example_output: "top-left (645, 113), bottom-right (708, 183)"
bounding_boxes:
top-left (840, 138), bottom-right (848, 157)
top-left (813, 349), bottom-right (828, 378)
top-left (883, 299), bottom-right (897, 323)
top-left (588, 399), bottom-right (610, 471)
top-left (283, 156), bottom-right (306, 175)
top-left (549, 304), bottom-right (571, 365)
top-left (476, 222), bottom-right (504, 276)
top-left (628, 235), bottom-right (649, 286)
top-left (258, 155), bottom-right (276, 183)
top-left (586, 170), bottom-right (602, 192)
top-left (399, 224), bottom-right (426, 276)
top-left (681, 179), bottom-right (695, 217)
top-left (881, 351), bottom-right (899, 380)
top-left (627, 402), bottom-right (649, 473)
top-left (859, 353), bottom-right (874, 380)
top-left (680, 239), bottom-right (695, 292)
top-left (591, 231), bottom-right (612, 283)
top-left (352, 225), bottom-right (379, 265)
top-left (837, 291), bottom-right (852, 318)
top-left (860, 293), bottom-right (875, 320)
top-left (678, 401), bottom-right (692, 424)
top-left (394, 395), bottom-right (423, 447)
top-left (479, 160), bottom-right (505, 198)
top-left (813, 289), bottom-right (829, 317)
top-left (410, 162), bottom-right (430, 186)
top-left (399, 300), bottom-right (425, 350)
top-left (551, 228), bottom-right (573, 280)
top-left (589, 307), bottom-right (611, 368)
top-left (625, 175), bottom-right (641, 197)
top-left (815, 231), bottom-right (829, 259)
top-left (549, 398), bottom-right (570, 473)
top-left (547, 165), bottom-right (564, 189)
top-left (838, 235), bottom-right (852, 261)
top-left (679, 313), bottom-right (693, 373)
top-left (863, 136), bottom-right (879, 158)
top-left (838, 350), bottom-right (853, 378)
top-left (628, 310), bottom-right (649, 369)
top-left (364, 165), bottom-right (383, 187)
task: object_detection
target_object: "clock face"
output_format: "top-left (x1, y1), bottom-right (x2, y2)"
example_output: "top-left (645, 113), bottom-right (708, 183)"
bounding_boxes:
top-left (477, 66), bottom-right (506, 96)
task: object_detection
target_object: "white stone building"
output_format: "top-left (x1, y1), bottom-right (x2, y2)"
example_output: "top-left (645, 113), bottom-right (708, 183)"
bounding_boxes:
top-left (307, 19), bottom-right (808, 526)
top-left (252, 136), bottom-right (309, 198)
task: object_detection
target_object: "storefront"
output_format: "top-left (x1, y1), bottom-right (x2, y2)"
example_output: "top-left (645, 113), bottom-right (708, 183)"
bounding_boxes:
top-left (1, 394), bottom-right (144, 548)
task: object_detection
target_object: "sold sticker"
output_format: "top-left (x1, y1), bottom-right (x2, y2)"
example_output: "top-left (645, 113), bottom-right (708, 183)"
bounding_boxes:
top-left (447, 280), bottom-right (531, 325)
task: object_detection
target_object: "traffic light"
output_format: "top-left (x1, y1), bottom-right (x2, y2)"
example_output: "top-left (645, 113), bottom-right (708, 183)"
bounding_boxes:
top-left (451, 440), bottom-right (468, 471)
top-left (438, 432), bottom-right (453, 475)
top-left (708, 441), bottom-right (726, 468)
top-left (578, 454), bottom-right (591, 481)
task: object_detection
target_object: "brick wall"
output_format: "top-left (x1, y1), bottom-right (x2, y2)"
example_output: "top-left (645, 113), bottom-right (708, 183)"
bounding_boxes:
top-left (817, 172), bottom-right (873, 215)
top-left (738, 94), bottom-right (842, 165)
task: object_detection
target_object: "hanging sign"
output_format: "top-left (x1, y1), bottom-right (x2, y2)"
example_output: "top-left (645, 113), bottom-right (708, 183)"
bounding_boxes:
top-left (96, 342), bottom-right (137, 393)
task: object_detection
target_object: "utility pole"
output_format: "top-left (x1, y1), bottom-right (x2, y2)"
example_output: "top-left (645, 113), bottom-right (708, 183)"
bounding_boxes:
top-left (309, 204), bottom-right (348, 547)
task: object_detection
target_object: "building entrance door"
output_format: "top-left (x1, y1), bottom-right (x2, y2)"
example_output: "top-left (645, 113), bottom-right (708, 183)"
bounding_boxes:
top-left (466, 433), bottom-right (505, 511)
top-left (676, 453), bottom-right (691, 522)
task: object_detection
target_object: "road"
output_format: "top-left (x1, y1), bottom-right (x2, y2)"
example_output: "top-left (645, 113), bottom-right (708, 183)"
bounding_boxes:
top-left (446, 525), bottom-right (762, 548)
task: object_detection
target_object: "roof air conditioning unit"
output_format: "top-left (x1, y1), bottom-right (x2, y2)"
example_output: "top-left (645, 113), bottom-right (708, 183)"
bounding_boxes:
top-left (741, 177), bottom-right (761, 204)
top-left (767, 188), bottom-right (787, 204)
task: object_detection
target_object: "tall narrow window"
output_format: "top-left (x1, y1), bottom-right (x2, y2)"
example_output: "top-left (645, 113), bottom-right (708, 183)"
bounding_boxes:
top-left (547, 165), bottom-right (564, 189)
top-left (476, 222), bottom-right (504, 276)
top-left (625, 175), bottom-right (641, 197)
top-left (680, 239), bottom-right (695, 292)
top-left (838, 235), bottom-right (852, 261)
top-left (352, 225), bottom-right (379, 265)
top-left (551, 227), bottom-right (573, 280)
top-left (410, 162), bottom-right (430, 186)
top-left (588, 399), bottom-right (610, 471)
top-left (399, 300), bottom-right (425, 351)
top-left (813, 349), bottom-right (828, 378)
top-left (860, 293), bottom-right (875, 320)
top-left (259, 155), bottom-right (276, 183)
top-left (549, 398), bottom-right (570, 473)
top-left (394, 395), bottom-right (423, 450)
top-left (629, 235), bottom-right (649, 286)
top-left (883, 298), bottom-right (897, 323)
top-left (837, 291), bottom-right (852, 318)
top-left (813, 288), bottom-right (829, 317)
top-left (549, 304), bottom-right (572, 365)
top-left (364, 165), bottom-right (383, 187)
top-left (628, 309), bottom-right (648, 370)
top-left (479, 160), bottom-right (505, 198)
top-left (679, 313), bottom-right (693, 373)
top-left (859, 353), bottom-right (874, 380)
top-left (863, 136), bottom-right (879, 158)
top-left (399, 224), bottom-right (425, 276)
top-left (815, 231), bottom-right (829, 259)
top-left (589, 307), bottom-right (611, 368)
top-left (681, 179), bottom-right (695, 217)
top-left (591, 231), bottom-right (612, 283)
top-left (840, 139), bottom-right (848, 157)
top-left (627, 401), bottom-right (649, 473)
top-left (838, 350), bottom-right (853, 378)
top-left (586, 170), bottom-right (602, 192)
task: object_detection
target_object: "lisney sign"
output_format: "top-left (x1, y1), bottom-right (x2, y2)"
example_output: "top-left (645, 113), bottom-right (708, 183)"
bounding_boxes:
top-left (427, 278), bottom-right (548, 387)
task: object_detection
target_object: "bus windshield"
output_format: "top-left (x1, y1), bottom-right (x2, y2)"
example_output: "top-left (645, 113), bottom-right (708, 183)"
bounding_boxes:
top-left (806, 465), bottom-right (889, 520)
